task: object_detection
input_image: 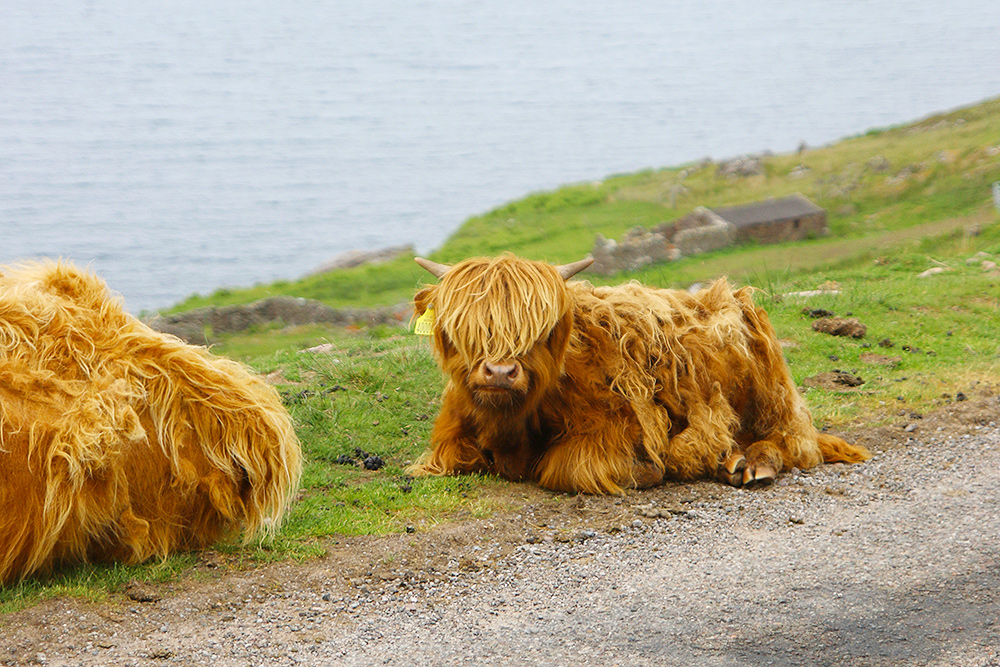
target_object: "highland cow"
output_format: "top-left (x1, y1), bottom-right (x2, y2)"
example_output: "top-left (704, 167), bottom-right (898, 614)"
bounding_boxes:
top-left (408, 254), bottom-right (868, 494)
top-left (0, 262), bottom-right (301, 584)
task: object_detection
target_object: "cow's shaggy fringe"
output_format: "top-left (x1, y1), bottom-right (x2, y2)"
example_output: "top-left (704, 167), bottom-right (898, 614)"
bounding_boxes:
top-left (433, 256), bottom-right (569, 366)
top-left (411, 254), bottom-right (869, 494)
top-left (0, 261), bottom-right (301, 584)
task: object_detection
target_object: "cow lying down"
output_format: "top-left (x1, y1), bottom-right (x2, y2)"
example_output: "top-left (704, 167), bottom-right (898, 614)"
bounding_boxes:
top-left (408, 254), bottom-right (869, 494)
top-left (0, 262), bottom-right (301, 583)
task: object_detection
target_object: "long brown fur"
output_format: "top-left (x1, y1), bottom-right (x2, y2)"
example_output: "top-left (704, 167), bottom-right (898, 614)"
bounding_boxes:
top-left (0, 261), bottom-right (302, 583)
top-left (409, 254), bottom-right (869, 494)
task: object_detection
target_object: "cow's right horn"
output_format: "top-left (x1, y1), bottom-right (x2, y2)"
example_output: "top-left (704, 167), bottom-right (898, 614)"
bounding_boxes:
top-left (555, 257), bottom-right (594, 280)
top-left (415, 257), bottom-right (452, 278)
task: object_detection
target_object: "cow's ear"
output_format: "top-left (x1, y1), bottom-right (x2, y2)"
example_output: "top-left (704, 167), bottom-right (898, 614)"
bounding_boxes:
top-left (546, 312), bottom-right (573, 359)
top-left (413, 286), bottom-right (434, 315)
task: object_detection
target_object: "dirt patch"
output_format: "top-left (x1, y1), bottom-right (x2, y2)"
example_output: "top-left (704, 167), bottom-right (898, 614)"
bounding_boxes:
top-left (860, 352), bottom-right (902, 367)
top-left (811, 316), bottom-right (867, 338)
top-left (803, 370), bottom-right (866, 390)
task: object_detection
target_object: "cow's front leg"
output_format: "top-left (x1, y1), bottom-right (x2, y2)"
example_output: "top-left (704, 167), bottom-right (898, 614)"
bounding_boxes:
top-left (631, 459), bottom-right (666, 489)
top-left (407, 391), bottom-right (487, 477)
top-left (534, 420), bottom-right (654, 494)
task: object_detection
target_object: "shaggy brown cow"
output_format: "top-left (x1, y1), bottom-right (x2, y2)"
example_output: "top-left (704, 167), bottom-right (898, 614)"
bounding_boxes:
top-left (0, 262), bottom-right (301, 584)
top-left (408, 254), bottom-right (868, 494)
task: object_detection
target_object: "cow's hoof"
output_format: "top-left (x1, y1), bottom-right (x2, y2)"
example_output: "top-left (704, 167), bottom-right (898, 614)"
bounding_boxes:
top-left (631, 461), bottom-right (665, 489)
top-left (717, 453), bottom-right (746, 487)
top-left (742, 463), bottom-right (776, 488)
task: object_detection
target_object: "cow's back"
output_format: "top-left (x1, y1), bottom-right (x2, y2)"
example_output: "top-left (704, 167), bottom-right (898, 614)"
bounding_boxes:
top-left (566, 278), bottom-right (754, 365)
top-left (0, 261), bottom-right (301, 583)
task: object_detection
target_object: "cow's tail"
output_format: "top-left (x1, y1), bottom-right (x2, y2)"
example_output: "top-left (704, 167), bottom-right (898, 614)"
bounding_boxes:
top-left (817, 433), bottom-right (871, 463)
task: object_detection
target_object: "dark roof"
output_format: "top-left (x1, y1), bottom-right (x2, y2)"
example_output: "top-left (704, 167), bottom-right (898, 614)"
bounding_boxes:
top-left (709, 194), bottom-right (824, 227)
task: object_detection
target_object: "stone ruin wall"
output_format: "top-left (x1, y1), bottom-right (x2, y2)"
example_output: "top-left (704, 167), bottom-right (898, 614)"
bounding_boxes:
top-left (589, 207), bottom-right (735, 276)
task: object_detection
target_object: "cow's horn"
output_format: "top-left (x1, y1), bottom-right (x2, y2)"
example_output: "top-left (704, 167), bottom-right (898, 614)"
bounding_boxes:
top-left (415, 257), bottom-right (452, 278)
top-left (556, 257), bottom-right (594, 280)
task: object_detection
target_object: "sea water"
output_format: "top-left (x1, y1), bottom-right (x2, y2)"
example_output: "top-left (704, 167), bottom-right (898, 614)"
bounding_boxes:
top-left (2, 0), bottom-right (998, 312)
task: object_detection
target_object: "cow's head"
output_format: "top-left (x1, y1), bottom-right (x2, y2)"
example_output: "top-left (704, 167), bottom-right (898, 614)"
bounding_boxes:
top-left (414, 254), bottom-right (592, 412)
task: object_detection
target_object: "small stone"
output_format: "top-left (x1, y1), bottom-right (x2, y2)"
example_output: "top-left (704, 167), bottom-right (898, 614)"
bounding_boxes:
top-left (904, 424), bottom-right (919, 433)
top-left (125, 580), bottom-right (162, 603)
top-left (966, 252), bottom-right (989, 264)
top-left (789, 516), bottom-right (805, 525)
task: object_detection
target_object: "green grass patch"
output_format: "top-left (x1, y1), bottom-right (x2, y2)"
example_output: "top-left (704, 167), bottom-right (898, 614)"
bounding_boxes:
top-left (757, 227), bottom-right (1000, 425)
top-left (0, 556), bottom-right (196, 614)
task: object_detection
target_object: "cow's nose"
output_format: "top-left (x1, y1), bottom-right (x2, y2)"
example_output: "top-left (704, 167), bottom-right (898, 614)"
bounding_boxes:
top-left (483, 362), bottom-right (519, 385)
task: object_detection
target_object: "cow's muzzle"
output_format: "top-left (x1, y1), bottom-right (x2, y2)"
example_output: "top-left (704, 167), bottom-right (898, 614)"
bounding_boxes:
top-left (480, 361), bottom-right (521, 390)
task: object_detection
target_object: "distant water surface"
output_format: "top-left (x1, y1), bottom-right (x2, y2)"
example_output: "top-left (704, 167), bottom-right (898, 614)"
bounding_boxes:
top-left (2, 0), bottom-right (999, 312)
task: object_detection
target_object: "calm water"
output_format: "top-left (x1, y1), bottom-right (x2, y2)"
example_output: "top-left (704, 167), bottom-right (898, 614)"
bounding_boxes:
top-left (3, 1), bottom-right (999, 312)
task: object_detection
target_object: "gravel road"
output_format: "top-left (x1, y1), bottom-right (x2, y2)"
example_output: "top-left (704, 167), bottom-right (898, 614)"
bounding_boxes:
top-left (4, 396), bottom-right (1000, 667)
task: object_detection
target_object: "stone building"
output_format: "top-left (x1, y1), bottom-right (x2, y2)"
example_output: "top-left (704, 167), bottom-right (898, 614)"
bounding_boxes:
top-left (709, 193), bottom-right (828, 245)
top-left (590, 228), bottom-right (680, 276)
top-left (588, 194), bottom-right (827, 275)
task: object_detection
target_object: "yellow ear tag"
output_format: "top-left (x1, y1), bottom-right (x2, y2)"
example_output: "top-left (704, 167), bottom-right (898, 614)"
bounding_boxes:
top-left (413, 308), bottom-right (435, 336)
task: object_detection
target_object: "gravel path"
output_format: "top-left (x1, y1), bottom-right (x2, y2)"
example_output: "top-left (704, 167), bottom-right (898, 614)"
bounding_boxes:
top-left (4, 398), bottom-right (1000, 667)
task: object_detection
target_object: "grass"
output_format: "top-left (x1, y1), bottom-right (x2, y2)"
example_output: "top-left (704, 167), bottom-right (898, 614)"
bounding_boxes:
top-left (0, 557), bottom-right (196, 614)
top-left (752, 225), bottom-right (1000, 424)
top-left (4, 97), bottom-right (1000, 612)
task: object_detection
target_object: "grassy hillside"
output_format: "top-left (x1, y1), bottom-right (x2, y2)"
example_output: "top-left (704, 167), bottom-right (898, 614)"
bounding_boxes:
top-left (4, 98), bottom-right (999, 612)
top-left (168, 96), bottom-right (1000, 312)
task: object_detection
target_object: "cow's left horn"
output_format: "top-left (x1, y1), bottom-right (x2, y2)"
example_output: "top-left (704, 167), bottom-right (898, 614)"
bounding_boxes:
top-left (555, 257), bottom-right (594, 280)
top-left (415, 257), bottom-right (452, 278)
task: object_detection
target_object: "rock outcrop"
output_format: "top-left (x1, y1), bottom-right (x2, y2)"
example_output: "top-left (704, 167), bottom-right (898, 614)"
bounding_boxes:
top-left (148, 297), bottom-right (412, 345)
